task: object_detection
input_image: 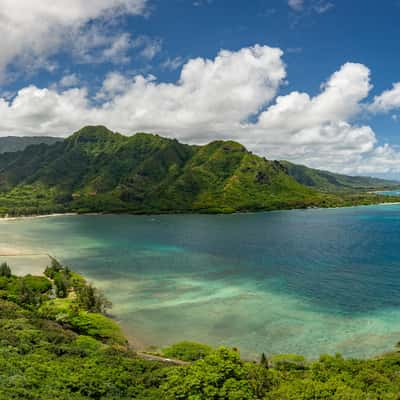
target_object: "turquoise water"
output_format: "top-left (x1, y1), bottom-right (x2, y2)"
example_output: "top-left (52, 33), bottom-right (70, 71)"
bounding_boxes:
top-left (377, 190), bottom-right (400, 196)
top-left (1, 205), bottom-right (400, 358)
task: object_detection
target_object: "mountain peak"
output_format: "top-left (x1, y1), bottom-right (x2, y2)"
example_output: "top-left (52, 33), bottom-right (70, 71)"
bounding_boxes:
top-left (69, 126), bottom-right (117, 143)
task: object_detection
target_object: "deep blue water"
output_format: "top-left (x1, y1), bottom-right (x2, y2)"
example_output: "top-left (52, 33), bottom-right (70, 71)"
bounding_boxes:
top-left (1, 204), bottom-right (400, 358)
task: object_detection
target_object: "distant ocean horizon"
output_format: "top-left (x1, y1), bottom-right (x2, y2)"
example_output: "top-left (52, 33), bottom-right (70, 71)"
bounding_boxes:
top-left (2, 204), bottom-right (400, 359)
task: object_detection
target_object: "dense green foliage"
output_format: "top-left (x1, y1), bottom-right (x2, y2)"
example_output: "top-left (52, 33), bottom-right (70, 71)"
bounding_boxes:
top-left (0, 261), bottom-right (169, 399)
top-left (161, 348), bottom-right (400, 399)
top-left (0, 300), bottom-right (168, 399)
top-left (0, 126), bottom-right (398, 217)
top-left (162, 341), bottom-right (213, 361)
top-left (0, 136), bottom-right (61, 154)
top-left (2, 261), bottom-right (400, 398)
top-left (162, 347), bottom-right (272, 399)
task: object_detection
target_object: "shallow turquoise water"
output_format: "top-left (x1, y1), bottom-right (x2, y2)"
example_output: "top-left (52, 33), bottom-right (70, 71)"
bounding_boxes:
top-left (1, 205), bottom-right (400, 358)
top-left (377, 190), bottom-right (400, 196)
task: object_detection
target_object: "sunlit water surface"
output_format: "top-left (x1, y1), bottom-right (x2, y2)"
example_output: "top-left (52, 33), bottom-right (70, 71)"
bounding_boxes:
top-left (1, 205), bottom-right (400, 359)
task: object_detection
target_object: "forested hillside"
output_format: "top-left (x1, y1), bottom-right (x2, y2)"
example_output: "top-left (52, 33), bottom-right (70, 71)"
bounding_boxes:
top-left (0, 126), bottom-right (398, 216)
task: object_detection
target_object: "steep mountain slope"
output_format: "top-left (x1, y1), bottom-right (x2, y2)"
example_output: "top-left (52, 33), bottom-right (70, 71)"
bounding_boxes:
top-left (0, 136), bottom-right (62, 154)
top-left (281, 161), bottom-right (398, 192)
top-left (0, 126), bottom-right (397, 216)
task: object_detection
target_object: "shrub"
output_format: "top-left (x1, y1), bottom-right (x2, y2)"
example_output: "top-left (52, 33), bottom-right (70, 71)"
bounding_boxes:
top-left (270, 354), bottom-right (307, 370)
top-left (162, 341), bottom-right (213, 361)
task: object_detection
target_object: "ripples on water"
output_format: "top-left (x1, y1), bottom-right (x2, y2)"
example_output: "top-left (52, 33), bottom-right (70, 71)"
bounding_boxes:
top-left (1, 204), bottom-right (400, 358)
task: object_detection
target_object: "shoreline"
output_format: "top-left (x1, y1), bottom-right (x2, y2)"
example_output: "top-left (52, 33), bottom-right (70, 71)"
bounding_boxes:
top-left (1, 200), bottom-right (400, 222)
top-left (0, 212), bottom-right (80, 221)
top-left (0, 212), bottom-right (78, 221)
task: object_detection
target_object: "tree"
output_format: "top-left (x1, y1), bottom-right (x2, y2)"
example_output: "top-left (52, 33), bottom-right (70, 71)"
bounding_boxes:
top-left (162, 347), bottom-right (256, 399)
top-left (54, 275), bottom-right (68, 298)
top-left (18, 280), bottom-right (36, 305)
top-left (76, 284), bottom-right (111, 314)
top-left (260, 352), bottom-right (269, 369)
top-left (0, 262), bottom-right (11, 278)
top-left (44, 257), bottom-right (63, 279)
top-left (50, 257), bottom-right (63, 272)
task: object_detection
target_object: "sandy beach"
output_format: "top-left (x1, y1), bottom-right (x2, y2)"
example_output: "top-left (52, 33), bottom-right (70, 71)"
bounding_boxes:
top-left (0, 212), bottom-right (78, 221)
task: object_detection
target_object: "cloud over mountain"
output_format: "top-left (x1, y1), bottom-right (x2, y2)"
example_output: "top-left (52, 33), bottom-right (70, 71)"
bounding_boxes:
top-left (0, 39), bottom-right (399, 175)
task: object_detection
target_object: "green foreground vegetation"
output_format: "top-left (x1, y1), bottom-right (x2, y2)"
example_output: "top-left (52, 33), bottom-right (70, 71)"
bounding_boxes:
top-left (1, 260), bottom-right (400, 399)
top-left (0, 126), bottom-right (399, 217)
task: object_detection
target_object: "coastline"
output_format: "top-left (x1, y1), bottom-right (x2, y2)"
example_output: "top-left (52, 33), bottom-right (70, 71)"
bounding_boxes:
top-left (0, 212), bottom-right (78, 221)
top-left (1, 199), bottom-right (400, 222)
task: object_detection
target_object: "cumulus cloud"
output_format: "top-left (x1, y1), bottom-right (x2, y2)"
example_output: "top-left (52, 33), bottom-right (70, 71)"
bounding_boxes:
top-left (250, 63), bottom-right (373, 157)
top-left (0, 44), bottom-right (285, 137)
top-left (0, 43), bottom-right (400, 175)
top-left (0, 0), bottom-right (148, 80)
top-left (370, 82), bottom-right (400, 113)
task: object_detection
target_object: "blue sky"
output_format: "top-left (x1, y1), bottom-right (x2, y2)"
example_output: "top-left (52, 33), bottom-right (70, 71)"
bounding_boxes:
top-left (1, 0), bottom-right (400, 176)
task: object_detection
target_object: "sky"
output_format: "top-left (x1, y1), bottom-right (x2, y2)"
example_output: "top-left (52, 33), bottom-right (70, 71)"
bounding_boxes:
top-left (1, 1), bottom-right (400, 177)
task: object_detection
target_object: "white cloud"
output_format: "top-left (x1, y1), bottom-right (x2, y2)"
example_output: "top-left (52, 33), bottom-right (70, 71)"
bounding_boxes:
top-left (1, 44), bottom-right (400, 175)
top-left (314, 1), bottom-right (334, 14)
top-left (101, 33), bottom-right (133, 63)
top-left (161, 57), bottom-right (185, 71)
top-left (370, 82), bottom-right (400, 113)
top-left (256, 63), bottom-right (371, 138)
top-left (289, 0), bottom-right (334, 16)
top-left (288, 0), bottom-right (304, 11)
top-left (0, 0), bottom-right (148, 80)
top-left (132, 36), bottom-right (163, 60)
top-left (96, 72), bottom-right (133, 99)
top-left (0, 44), bottom-right (286, 138)
top-left (236, 63), bottom-right (384, 172)
top-left (59, 74), bottom-right (80, 88)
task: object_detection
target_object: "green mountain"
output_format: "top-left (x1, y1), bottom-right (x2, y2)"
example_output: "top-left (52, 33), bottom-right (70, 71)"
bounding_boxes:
top-left (281, 161), bottom-right (398, 192)
top-left (0, 136), bottom-right (62, 154)
top-left (0, 126), bottom-right (398, 216)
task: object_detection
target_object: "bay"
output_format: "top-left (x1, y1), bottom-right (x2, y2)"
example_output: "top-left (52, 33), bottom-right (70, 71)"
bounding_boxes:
top-left (1, 204), bottom-right (400, 359)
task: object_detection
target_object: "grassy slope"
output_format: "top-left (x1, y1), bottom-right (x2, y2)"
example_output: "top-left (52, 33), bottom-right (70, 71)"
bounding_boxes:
top-left (0, 126), bottom-right (398, 216)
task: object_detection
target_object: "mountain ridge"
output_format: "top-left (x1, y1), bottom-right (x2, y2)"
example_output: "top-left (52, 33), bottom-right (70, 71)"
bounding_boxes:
top-left (0, 136), bottom-right (62, 154)
top-left (0, 125), bottom-right (398, 216)
top-left (281, 161), bottom-right (399, 192)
